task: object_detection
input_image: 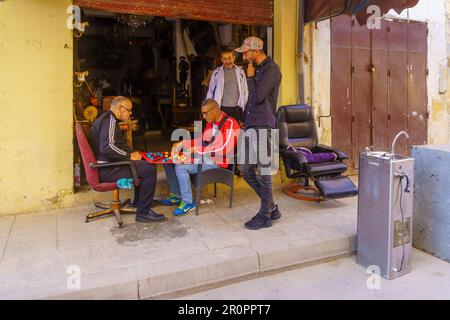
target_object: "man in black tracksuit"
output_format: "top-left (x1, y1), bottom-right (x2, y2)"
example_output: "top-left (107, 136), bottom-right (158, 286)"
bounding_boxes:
top-left (90, 96), bottom-right (165, 222)
top-left (235, 36), bottom-right (282, 230)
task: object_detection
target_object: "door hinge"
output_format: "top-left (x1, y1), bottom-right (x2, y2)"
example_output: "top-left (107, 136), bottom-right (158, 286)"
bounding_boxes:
top-left (425, 112), bottom-right (430, 119)
top-left (426, 69), bottom-right (429, 76)
top-left (352, 66), bottom-right (355, 73)
top-left (387, 114), bottom-right (391, 121)
top-left (352, 115), bottom-right (355, 123)
top-left (388, 70), bottom-right (391, 77)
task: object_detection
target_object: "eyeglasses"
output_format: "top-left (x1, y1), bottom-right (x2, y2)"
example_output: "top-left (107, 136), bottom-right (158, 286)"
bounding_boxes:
top-left (202, 108), bottom-right (214, 116)
top-left (120, 105), bottom-right (132, 114)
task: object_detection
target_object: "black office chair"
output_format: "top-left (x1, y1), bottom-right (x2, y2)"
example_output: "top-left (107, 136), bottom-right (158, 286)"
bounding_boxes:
top-left (276, 104), bottom-right (358, 202)
top-left (190, 159), bottom-right (236, 215)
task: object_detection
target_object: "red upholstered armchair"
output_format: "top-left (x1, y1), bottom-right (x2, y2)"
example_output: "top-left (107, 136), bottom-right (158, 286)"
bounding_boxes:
top-left (75, 122), bottom-right (139, 228)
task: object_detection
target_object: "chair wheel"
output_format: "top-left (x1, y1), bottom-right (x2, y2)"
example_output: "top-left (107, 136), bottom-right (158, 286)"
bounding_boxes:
top-left (118, 222), bottom-right (124, 228)
top-left (85, 219), bottom-right (89, 223)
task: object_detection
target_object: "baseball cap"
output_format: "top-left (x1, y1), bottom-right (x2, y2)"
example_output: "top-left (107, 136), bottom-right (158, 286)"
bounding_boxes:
top-left (235, 36), bottom-right (264, 53)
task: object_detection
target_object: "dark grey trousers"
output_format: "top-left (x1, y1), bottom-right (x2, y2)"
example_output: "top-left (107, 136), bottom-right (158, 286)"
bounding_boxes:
top-left (99, 160), bottom-right (157, 216)
top-left (240, 127), bottom-right (275, 216)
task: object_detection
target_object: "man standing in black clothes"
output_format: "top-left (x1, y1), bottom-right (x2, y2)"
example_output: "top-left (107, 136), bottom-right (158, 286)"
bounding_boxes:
top-left (235, 37), bottom-right (282, 230)
top-left (90, 96), bottom-right (165, 222)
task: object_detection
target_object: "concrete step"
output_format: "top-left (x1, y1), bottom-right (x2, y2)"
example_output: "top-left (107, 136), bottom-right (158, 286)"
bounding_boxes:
top-left (43, 234), bottom-right (355, 300)
top-left (0, 201), bottom-right (357, 299)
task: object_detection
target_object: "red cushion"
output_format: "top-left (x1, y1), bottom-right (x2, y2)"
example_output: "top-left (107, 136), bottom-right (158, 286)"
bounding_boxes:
top-left (93, 182), bottom-right (118, 192)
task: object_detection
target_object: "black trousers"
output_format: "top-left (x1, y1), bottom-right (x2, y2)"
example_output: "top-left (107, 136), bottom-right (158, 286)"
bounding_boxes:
top-left (221, 106), bottom-right (243, 123)
top-left (99, 160), bottom-right (157, 216)
top-left (239, 127), bottom-right (275, 216)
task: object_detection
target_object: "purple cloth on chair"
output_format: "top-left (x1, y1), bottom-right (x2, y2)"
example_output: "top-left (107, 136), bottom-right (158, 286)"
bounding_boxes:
top-left (287, 146), bottom-right (337, 164)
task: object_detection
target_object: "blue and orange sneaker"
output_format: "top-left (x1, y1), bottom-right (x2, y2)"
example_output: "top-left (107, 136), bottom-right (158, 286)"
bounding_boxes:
top-left (160, 193), bottom-right (182, 206)
top-left (173, 201), bottom-right (196, 216)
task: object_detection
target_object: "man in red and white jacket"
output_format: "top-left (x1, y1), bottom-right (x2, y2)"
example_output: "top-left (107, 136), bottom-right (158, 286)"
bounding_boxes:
top-left (161, 99), bottom-right (240, 216)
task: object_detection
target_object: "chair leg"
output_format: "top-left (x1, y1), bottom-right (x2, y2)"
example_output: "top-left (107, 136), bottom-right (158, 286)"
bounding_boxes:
top-left (86, 209), bottom-right (113, 223)
top-left (195, 185), bottom-right (201, 216)
top-left (111, 190), bottom-right (121, 210)
top-left (94, 202), bottom-right (110, 209)
top-left (113, 209), bottom-right (124, 228)
top-left (95, 197), bottom-right (129, 210)
top-left (121, 198), bottom-right (131, 207)
top-left (119, 198), bottom-right (136, 214)
top-left (282, 182), bottom-right (324, 202)
top-left (229, 184), bottom-right (234, 208)
top-left (88, 190), bottom-right (130, 225)
top-left (213, 183), bottom-right (217, 198)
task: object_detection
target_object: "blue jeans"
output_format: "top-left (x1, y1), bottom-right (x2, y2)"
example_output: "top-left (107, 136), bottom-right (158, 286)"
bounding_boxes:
top-left (163, 158), bottom-right (219, 203)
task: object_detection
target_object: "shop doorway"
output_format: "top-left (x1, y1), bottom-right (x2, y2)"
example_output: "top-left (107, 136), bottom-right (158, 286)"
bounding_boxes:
top-left (72, 8), bottom-right (271, 188)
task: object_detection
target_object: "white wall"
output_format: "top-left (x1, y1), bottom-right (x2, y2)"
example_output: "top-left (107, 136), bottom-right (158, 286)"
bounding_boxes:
top-left (387, 0), bottom-right (449, 145)
top-left (305, 20), bottom-right (332, 146)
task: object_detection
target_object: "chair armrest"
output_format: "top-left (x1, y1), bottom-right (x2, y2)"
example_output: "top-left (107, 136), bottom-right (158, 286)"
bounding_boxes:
top-left (315, 145), bottom-right (348, 160)
top-left (280, 148), bottom-right (308, 165)
top-left (90, 161), bottom-right (140, 187)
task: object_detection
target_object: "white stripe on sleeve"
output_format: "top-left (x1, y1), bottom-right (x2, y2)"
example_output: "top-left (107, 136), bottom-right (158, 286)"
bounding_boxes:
top-left (108, 116), bottom-right (127, 156)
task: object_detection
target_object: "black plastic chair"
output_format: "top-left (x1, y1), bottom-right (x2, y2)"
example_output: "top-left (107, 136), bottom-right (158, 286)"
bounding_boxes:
top-left (190, 160), bottom-right (236, 215)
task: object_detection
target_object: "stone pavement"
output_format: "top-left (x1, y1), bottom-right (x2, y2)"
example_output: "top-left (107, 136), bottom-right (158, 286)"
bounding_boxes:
top-left (0, 175), bottom-right (358, 299)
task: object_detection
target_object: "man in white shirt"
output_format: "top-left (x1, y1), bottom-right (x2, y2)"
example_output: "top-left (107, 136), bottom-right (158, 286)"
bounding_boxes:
top-left (206, 48), bottom-right (248, 124)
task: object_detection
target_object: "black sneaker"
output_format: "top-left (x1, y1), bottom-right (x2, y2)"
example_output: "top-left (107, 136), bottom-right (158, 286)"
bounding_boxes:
top-left (135, 209), bottom-right (166, 222)
top-left (244, 213), bottom-right (272, 230)
top-left (257, 205), bottom-right (282, 221)
top-left (270, 205), bottom-right (282, 221)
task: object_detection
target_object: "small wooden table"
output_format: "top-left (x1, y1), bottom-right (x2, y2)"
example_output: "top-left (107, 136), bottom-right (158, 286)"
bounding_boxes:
top-left (119, 120), bottom-right (139, 148)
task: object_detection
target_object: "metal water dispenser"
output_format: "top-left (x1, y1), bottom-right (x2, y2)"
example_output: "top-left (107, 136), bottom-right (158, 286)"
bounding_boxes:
top-left (357, 132), bottom-right (414, 280)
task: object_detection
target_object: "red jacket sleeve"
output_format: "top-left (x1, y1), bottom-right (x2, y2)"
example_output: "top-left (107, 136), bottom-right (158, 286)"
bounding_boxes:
top-left (198, 117), bottom-right (239, 155)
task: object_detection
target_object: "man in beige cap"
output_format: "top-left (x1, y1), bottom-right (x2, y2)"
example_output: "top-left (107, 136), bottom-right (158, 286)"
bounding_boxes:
top-left (235, 36), bottom-right (282, 230)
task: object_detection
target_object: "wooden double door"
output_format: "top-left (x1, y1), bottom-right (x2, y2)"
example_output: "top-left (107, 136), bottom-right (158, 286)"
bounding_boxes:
top-left (331, 15), bottom-right (428, 169)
